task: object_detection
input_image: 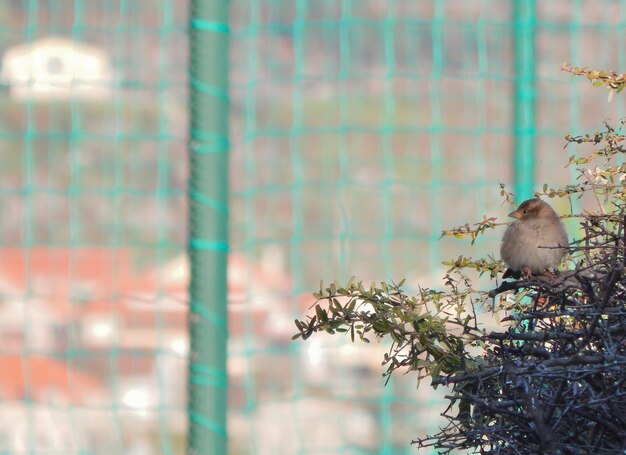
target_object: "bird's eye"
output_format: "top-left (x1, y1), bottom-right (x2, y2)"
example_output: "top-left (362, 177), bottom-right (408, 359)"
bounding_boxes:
top-left (522, 209), bottom-right (527, 214)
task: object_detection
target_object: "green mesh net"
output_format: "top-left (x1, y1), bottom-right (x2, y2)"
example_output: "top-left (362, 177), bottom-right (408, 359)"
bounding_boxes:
top-left (0, 2), bottom-right (188, 454)
top-left (227, 1), bottom-right (626, 454)
top-left (2, 1), bottom-right (626, 454)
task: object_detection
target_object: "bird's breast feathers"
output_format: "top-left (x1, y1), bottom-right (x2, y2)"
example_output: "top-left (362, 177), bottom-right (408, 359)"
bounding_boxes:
top-left (501, 218), bottom-right (567, 273)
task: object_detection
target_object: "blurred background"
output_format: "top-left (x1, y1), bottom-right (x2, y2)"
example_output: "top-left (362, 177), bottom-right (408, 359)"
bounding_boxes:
top-left (1, 1), bottom-right (625, 454)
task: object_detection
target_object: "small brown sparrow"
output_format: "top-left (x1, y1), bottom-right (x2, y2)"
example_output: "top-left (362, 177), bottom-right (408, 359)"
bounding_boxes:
top-left (500, 198), bottom-right (568, 279)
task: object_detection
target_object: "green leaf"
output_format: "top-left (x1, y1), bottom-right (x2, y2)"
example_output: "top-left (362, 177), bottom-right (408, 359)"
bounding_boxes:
top-left (315, 305), bottom-right (328, 323)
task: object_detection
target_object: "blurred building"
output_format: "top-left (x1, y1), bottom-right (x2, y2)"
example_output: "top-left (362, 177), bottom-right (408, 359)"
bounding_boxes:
top-left (1, 36), bottom-right (113, 101)
top-left (0, 246), bottom-right (310, 453)
top-left (0, 247), bottom-right (175, 454)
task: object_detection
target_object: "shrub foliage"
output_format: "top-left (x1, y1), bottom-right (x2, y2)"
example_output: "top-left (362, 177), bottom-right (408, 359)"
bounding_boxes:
top-left (293, 68), bottom-right (626, 453)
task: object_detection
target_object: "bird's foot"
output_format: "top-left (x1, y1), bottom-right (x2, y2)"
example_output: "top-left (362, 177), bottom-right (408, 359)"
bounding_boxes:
top-left (539, 270), bottom-right (558, 282)
top-left (521, 266), bottom-right (532, 280)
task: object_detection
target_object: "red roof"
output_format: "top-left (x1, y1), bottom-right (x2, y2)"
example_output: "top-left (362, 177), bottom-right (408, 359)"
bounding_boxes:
top-left (0, 247), bottom-right (147, 292)
top-left (0, 247), bottom-right (156, 319)
top-left (0, 247), bottom-right (293, 304)
top-left (0, 247), bottom-right (295, 341)
top-left (0, 355), bottom-right (103, 403)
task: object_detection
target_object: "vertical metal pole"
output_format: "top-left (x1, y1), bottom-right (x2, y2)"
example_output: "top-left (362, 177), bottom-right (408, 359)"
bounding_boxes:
top-left (512, 0), bottom-right (537, 201)
top-left (187, 1), bottom-right (230, 454)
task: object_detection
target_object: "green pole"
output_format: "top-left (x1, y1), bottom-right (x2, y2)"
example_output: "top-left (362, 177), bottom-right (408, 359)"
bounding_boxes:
top-left (512, 0), bottom-right (537, 201)
top-left (187, 1), bottom-right (230, 454)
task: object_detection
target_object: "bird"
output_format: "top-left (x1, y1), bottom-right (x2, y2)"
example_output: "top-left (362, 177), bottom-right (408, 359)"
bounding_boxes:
top-left (500, 198), bottom-right (568, 280)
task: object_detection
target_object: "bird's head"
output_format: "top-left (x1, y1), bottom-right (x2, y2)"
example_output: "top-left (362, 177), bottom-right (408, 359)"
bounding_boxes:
top-left (509, 198), bottom-right (553, 221)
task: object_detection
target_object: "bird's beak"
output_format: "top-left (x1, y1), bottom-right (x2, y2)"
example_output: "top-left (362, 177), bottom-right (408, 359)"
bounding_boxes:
top-left (508, 210), bottom-right (522, 219)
